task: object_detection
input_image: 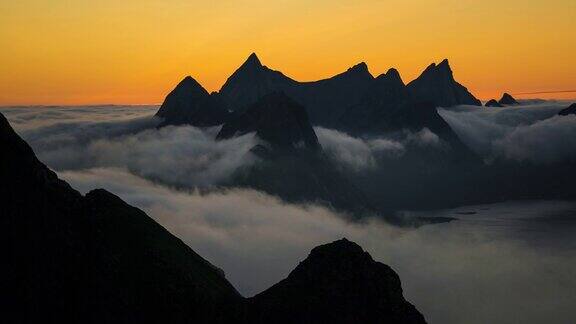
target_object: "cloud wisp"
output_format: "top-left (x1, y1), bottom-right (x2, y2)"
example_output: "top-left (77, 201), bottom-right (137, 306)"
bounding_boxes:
top-left (1, 106), bottom-right (259, 188)
top-left (315, 127), bottom-right (443, 171)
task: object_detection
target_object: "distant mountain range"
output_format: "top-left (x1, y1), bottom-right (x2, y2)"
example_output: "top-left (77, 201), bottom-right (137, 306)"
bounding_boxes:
top-left (157, 53), bottom-right (481, 129)
top-left (154, 53), bottom-right (576, 214)
top-left (0, 112), bottom-right (426, 323)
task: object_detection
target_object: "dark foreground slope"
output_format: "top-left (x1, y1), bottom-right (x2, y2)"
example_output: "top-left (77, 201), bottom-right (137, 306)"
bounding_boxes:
top-left (1, 113), bottom-right (426, 323)
top-left (0, 112), bottom-right (241, 323)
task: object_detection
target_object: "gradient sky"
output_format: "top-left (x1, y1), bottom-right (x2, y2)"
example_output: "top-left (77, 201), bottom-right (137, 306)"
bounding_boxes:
top-left (1, 0), bottom-right (575, 105)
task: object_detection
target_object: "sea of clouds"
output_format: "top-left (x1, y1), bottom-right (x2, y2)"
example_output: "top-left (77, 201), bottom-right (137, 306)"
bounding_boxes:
top-left (439, 101), bottom-right (576, 164)
top-left (1, 102), bottom-right (575, 324)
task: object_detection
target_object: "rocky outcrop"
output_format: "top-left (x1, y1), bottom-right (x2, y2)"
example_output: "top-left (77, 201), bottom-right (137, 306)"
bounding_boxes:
top-left (217, 92), bottom-right (320, 152)
top-left (406, 59), bottom-right (482, 107)
top-left (558, 103), bottom-right (576, 116)
top-left (247, 238), bottom-right (427, 324)
top-left (498, 93), bottom-right (519, 105)
top-left (156, 76), bottom-right (230, 127)
top-left (485, 99), bottom-right (503, 107)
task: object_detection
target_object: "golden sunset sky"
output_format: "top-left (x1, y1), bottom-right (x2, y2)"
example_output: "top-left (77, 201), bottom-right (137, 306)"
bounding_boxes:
top-left (1, 0), bottom-right (575, 105)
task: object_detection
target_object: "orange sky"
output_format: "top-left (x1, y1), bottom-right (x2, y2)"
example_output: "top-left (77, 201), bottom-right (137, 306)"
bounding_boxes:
top-left (1, 0), bottom-right (575, 105)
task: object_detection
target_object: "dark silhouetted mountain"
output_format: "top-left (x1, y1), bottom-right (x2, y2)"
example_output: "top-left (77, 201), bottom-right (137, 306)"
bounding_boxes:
top-left (0, 112), bottom-right (241, 323)
top-left (217, 92), bottom-right (320, 152)
top-left (337, 68), bottom-right (407, 129)
top-left (485, 99), bottom-right (503, 107)
top-left (558, 103), bottom-right (576, 116)
top-left (217, 93), bottom-right (376, 217)
top-left (158, 54), bottom-right (481, 129)
top-left (156, 76), bottom-right (230, 127)
top-left (218, 53), bottom-right (374, 126)
top-left (1, 112), bottom-right (425, 323)
top-left (219, 53), bottom-right (297, 112)
top-left (498, 93), bottom-right (519, 105)
top-left (406, 59), bottom-right (481, 107)
top-left (247, 238), bottom-right (427, 324)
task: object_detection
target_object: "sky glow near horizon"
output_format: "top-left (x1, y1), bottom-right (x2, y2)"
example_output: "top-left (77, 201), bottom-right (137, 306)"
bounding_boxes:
top-left (1, 0), bottom-right (575, 105)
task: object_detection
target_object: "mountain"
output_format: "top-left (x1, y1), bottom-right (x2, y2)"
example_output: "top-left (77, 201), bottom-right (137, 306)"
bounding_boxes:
top-left (0, 112), bottom-right (241, 323)
top-left (158, 54), bottom-right (481, 130)
top-left (246, 238), bottom-right (427, 324)
top-left (406, 59), bottom-right (482, 107)
top-left (219, 53), bottom-right (297, 112)
top-left (485, 99), bottom-right (503, 107)
top-left (156, 76), bottom-right (230, 127)
top-left (558, 103), bottom-right (576, 116)
top-left (1, 112), bottom-right (425, 323)
top-left (217, 92), bottom-right (320, 152)
top-left (498, 93), bottom-right (519, 105)
top-left (219, 53), bottom-right (374, 126)
top-left (336, 68), bottom-right (408, 132)
top-left (217, 93), bottom-right (377, 217)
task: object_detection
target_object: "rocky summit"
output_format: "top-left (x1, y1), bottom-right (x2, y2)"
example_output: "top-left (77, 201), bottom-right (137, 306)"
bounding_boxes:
top-left (485, 99), bottom-right (503, 107)
top-left (498, 93), bottom-right (519, 105)
top-left (247, 238), bottom-right (427, 323)
top-left (406, 59), bottom-right (482, 107)
top-left (156, 75), bottom-right (230, 127)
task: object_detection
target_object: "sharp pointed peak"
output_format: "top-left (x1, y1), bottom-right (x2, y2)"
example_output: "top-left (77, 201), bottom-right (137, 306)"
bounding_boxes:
top-left (418, 59), bottom-right (453, 78)
top-left (385, 67), bottom-right (401, 79)
top-left (437, 58), bottom-right (452, 73)
top-left (438, 58), bottom-right (450, 67)
top-left (348, 61), bottom-right (369, 72)
top-left (242, 52), bottom-right (263, 68)
top-left (175, 75), bottom-right (205, 89)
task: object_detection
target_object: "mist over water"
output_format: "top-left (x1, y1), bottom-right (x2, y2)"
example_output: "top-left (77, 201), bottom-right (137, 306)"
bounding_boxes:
top-left (2, 104), bottom-right (575, 324)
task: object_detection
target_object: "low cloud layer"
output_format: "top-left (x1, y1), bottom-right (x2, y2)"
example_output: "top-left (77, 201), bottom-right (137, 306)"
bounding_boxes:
top-left (315, 127), bottom-right (442, 170)
top-left (2, 106), bottom-right (258, 187)
top-left (439, 101), bottom-right (576, 164)
top-left (62, 168), bottom-right (576, 324)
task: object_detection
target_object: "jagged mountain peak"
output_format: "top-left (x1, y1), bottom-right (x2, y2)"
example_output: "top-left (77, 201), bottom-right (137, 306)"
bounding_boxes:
top-left (341, 61), bottom-right (373, 79)
top-left (485, 99), bottom-right (503, 107)
top-left (174, 75), bottom-right (209, 94)
top-left (240, 52), bottom-right (264, 70)
top-left (378, 68), bottom-right (404, 86)
top-left (407, 59), bottom-right (481, 107)
top-left (498, 92), bottom-right (519, 105)
top-left (155, 75), bottom-right (229, 127)
top-left (420, 59), bottom-right (452, 78)
top-left (437, 58), bottom-right (451, 69)
top-left (349, 61), bottom-right (369, 72)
